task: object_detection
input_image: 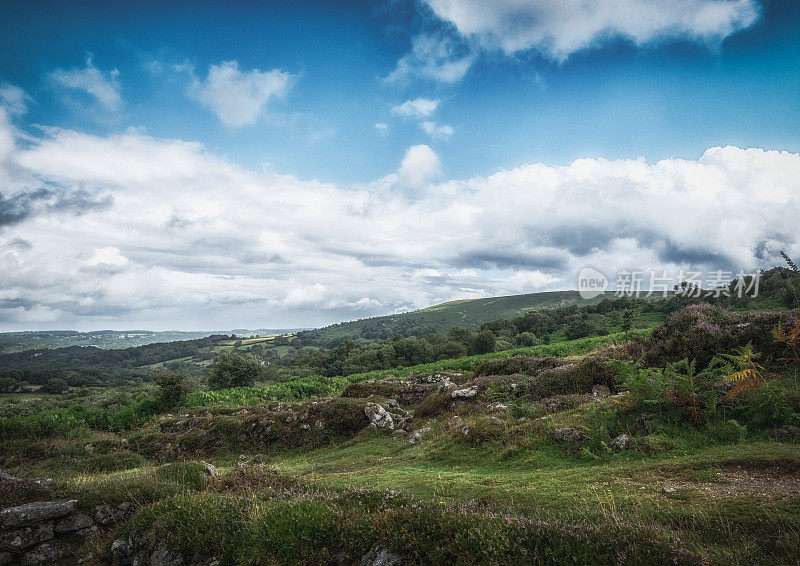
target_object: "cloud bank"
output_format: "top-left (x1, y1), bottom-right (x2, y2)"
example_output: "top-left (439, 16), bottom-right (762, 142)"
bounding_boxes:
top-left (0, 109), bottom-right (797, 330)
top-left (421, 0), bottom-right (761, 61)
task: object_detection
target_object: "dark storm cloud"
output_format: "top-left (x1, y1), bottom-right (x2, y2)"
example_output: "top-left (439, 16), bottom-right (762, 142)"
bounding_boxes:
top-left (450, 250), bottom-right (566, 271)
top-left (0, 187), bottom-right (112, 228)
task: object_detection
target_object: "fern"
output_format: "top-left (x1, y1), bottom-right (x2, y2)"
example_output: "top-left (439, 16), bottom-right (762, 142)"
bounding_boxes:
top-left (773, 319), bottom-right (800, 363)
top-left (721, 343), bottom-right (765, 399)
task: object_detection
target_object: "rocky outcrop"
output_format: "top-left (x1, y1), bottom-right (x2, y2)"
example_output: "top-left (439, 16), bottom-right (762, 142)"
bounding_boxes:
top-left (554, 427), bottom-right (584, 444)
top-left (450, 386), bottom-right (478, 399)
top-left (359, 544), bottom-right (405, 566)
top-left (609, 433), bottom-right (633, 453)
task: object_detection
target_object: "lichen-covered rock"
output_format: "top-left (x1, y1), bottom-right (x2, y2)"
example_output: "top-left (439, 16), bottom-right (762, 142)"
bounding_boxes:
top-left (92, 504), bottom-right (119, 526)
top-left (20, 541), bottom-right (60, 566)
top-left (487, 402), bottom-right (508, 413)
top-left (541, 397), bottom-right (562, 413)
top-left (554, 427), bottom-right (584, 444)
top-left (407, 427), bottom-right (431, 444)
top-left (773, 424), bottom-right (800, 441)
top-left (360, 544), bottom-right (404, 566)
top-left (450, 386), bottom-right (478, 399)
top-left (0, 500), bottom-right (75, 528)
top-left (0, 522), bottom-right (53, 551)
top-left (365, 403), bottom-right (394, 429)
top-left (54, 513), bottom-right (93, 534)
top-left (609, 433), bottom-right (633, 453)
top-left (592, 384), bottom-right (611, 400)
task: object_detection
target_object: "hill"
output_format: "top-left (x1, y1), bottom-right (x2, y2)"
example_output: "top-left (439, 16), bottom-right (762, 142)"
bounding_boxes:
top-left (301, 290), bottom-right (614, 346)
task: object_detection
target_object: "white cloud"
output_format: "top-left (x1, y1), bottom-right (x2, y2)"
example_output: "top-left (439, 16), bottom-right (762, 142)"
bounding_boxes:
top-left (421, 0), bottom-right (761, 61)
top-left (1, 110), bottom-right (799, 330)
top-left (0, 84), bottom-right (31, 116)
top-left (49, 56), bottom-right (122, 111)
top-left (385, 33), bottom-right (475, 83)
top-left (391, 97), bottom-right (440, 118)
top-left (420, 120), bottom-right (453, 138)
top-left (396, 144), bottom-right (443, 191)
top-left (374, 122), bottom-right (389, 134)
top-left (189, 60), bottom-right (294, 128)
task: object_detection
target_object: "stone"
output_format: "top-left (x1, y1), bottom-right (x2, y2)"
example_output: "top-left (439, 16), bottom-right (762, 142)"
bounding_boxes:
top-left (360, 544), bottom-right (404, 566)
top-left (20, 541), bottom-right (60, 566)
top-left (364, 403), bottom-right (394, 429)
top-left (0, 500), bottom-right (75, 528)
top-left (0, 522), bottom-right (53, 551)
top-left (92, 504), bottom-right (118, 526)
top-left (592, 384), bottom-right (611, 400)
top-left (554, 427), bottom-right (584, 444)
top-left (450, 386), bottom-right (478, 399)
top-left (54, 513), bottom-right (93, 534)
top-left (150, 540), bottom-right (184, 566)
top-left (110, 538), bottom-right (130, 558)
top-left (609, 433), bottom-right (633, 453)
top-left (487, 402), bottom-right (508, 413)
top-left (407, 427), bottom-right (430, 444)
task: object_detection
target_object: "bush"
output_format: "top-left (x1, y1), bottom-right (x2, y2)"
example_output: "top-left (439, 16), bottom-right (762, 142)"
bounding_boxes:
top-left (45, 377), bottom-right (68, 394)
top-left (153, 370), bottom-right (188, 410)
top-left (208, 351), bottom-right (263, 390)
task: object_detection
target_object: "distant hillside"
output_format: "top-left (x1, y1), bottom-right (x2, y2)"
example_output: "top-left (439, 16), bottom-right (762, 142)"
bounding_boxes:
top-left (300, 290), bottom-right (614, 346)
top-left (0, 329), bottom-right (307, 353)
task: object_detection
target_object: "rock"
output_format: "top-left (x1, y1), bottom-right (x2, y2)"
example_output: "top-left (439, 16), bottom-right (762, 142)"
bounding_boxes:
top-left (554, 427), bottom-right (584, 444)
top-left (541, 397), bottom-right (562, 413)
top-left (450, 386), bottom-right (478, 399)
top-left (200, 461), bottom-right (219, 481)
top-left (54, 513), bottom-right (93, 534)
top-left (117, 501), bottom-right (132, 514)
top-left (84, 443), bottom-right (95, 454)
top-left (0, 522), bottom-right (53, 551)
top-left (661, 486), bottom-right (677, 495)
top-left (636, 413), bottom-right (652, 431)
top-left (299, 423), bottom-right (310, 430)
top-left (359, 544), bottom-right (404, 566)
top-left (609, 433), bottom-right (633, 453)
top-left (111, 538), bottom-right (130, 558)
top-left (592, 384), bottom-right (611, 400)
top-left (92, 504), bottom-right (118, 526)
top-left (314, 420), bottom-right (325, 429)
top-left (487, 402), bottom-right (508, 413)
top-left (0, 500), bottom-right (75, 528)
top-left (773, 424), bottom-right (800, 441)
top-left (20, 541), bottom-right (60, 566)
top-left (407, 427), bottom-right (430, 444)
top-left (364, 403), bottom-right (394, 429)
top-left (150, 540), bottom-right (184, 566)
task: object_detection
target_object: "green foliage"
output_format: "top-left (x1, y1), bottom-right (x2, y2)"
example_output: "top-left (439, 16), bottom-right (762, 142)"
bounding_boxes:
top-left (45, 377), bottom-right (68, 393)
top-left (153, 370), bottom-right (188, 409)
top-left (208, 351), bottom-right (263, 390)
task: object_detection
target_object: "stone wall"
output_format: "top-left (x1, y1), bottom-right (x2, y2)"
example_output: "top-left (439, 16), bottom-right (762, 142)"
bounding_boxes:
top-left (0, 499), bottom-right (131, 565)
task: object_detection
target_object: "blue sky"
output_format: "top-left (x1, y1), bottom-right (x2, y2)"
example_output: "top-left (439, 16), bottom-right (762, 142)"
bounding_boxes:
top-left (3, 0), bottom-right (798, 182)
top-left (1, 0), bottom-right (800, 330)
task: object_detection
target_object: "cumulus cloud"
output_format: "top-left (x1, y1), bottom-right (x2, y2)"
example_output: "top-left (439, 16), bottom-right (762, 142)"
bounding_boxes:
top-left (385, 33), bottom-right (475, 83)
top-left (49, 55), bottom-right (122, 111)
top-left (391, 97), bottom-right (440, 118)
top-left (189, 60), bottom-right (294, 128)
top-left (374, 122), bottom-right (389, 134)
top-left (420, 0), bottom-right (761, 61)
top-left (0, 109), bottom-right (798, 330)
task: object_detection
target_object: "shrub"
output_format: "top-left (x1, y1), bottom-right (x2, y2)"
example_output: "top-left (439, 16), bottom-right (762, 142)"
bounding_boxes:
top-left (208, 351), bottom-right (263, 390)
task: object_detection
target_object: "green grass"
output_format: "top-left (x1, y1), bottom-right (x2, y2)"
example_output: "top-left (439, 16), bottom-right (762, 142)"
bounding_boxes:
top-left (183, 330), bottom-right (651, 408)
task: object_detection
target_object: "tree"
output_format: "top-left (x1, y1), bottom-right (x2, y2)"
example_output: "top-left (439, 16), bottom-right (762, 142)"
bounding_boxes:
top-left (622, 309), bottom-right (636, 341)
top-left (153, 370), bottom-right (188, 409)
top-left (514, 332), bottom-right (540, 347)
top-left (471, 330), bottom-right (496, 355)
top-left (207, 351), bottom-right (263, 390)
top-left (0, 377), bottom-right (18, 393)
top-left (45, 377), bottom-right (68, 394)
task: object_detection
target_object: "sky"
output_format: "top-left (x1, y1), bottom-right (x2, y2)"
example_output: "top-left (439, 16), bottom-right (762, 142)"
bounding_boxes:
top-left (0, 0), bottom-right (799, 331)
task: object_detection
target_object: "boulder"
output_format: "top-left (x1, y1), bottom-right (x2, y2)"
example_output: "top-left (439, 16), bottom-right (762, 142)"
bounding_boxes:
top-left (20, 542), bottom-right (60, 566)
top-left (365, 403), bottom-right (394, 429)
top-left (487, 402), bottom-right (508, 413)
top-left (360, 544), bottom-right (404, 566)
top-left (609, 433), bottom-right (633, 453)
top-left (541, 397), bottom-right (562, 413)
top-left (554, 427), bottom-right (584, 444)
top-left (0, 501), bottom-right (75, 528)
top-left (92, 504), bottom-right (120, 526)
top-left (54, 513), bottom-right (93, 534)
top-left (450, 386), bottom-right (478, 399)
top-left (0, 522), bottom-right (53, 551)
